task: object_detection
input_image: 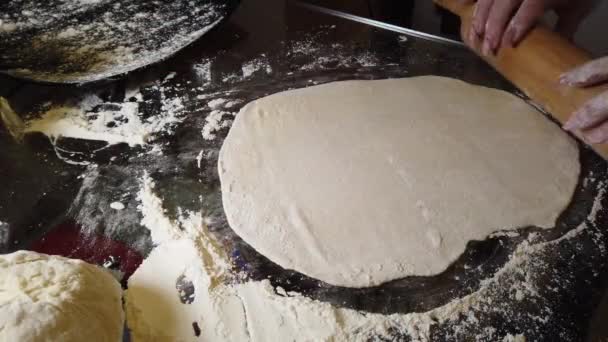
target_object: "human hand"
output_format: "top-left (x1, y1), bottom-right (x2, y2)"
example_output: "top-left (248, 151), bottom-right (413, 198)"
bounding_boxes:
top-left (459, 0), bottom-right (597, 55)
top-left (562, 57), bottom-right (608, 144)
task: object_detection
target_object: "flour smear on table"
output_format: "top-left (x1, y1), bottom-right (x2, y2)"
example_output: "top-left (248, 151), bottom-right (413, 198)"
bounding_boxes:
top-left (25, 87), bottom-right (184, 148)
top-left (127, 172), bottom-right (605, 341)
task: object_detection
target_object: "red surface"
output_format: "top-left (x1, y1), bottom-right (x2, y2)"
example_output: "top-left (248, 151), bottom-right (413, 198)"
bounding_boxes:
top-left (29, 221), bottom-right (143, 284)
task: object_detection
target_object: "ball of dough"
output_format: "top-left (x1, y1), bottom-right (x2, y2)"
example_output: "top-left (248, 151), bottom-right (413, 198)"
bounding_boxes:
top-left (0, 250), bottom-right (124, 342)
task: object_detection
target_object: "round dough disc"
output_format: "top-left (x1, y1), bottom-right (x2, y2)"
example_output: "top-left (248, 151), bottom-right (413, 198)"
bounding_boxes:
top-left (219, 76), bottom-right (580, 288)
top-left (0, 251), bottom-right (124, 341)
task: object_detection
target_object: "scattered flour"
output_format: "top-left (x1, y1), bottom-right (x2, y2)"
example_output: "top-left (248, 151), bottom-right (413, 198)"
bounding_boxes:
top-left (503, 333), bottom-right (527, 342)
top-left (125, 86), bottom-right (144, 102)
top-left (224, 100), bottom-right (241, 108)
top-left (241, 55), bottom-right (272, 78)
top-left (354, 52), bottom-right (380, 67)
top-left (110, 202), bottom-right (125, 210)
top-left (207, 98), bottom-right (227, 109)
top-left (0, 22), bottom-right (17, 33)
top-left (0, 222), bottom-right (7, 247)
top-left (222, 73), bottom-right (240, 83)
top-left (163, 72), bottom-right (177, 82)
top-left (136, 173), bottom-right (183, 245)
top-left (195, 54), bottom-right (274, 85)
top-left (196, 150), bottom-right (205, 169)
top-left (77, 0), bottom-right (103, 5)
top-left (186, 33), bottom-right (383, 92)
top-left (2, 1), bottom-right (226, 82)
top-left (56, 27), bottom-right (80, 39)
top-left (291, 39), bottom-right (381, 71)
top-left (206, 98), bottom-right (242, 110)
top-left (126, 175), bottom-right (606, 341)
top-left (193, 59), bottom-right (212, 84)
top-left (25, 87), bottom-right (184, 148)
top-left (288, 38), bottom-right (321, 56)
top-left (0, 96), bottom-right (25, 142)
top-left (202, 110), bottom-right (233, 140)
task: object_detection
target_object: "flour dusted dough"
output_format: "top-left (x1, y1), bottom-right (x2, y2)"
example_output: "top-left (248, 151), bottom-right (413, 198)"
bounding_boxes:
top-left (0, 251), bottom-right (124, 341)
top-left (219, 76), bottom-right (580, 288)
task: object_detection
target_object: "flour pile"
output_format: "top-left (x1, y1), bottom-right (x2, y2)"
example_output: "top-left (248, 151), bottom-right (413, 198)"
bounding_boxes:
top-left (126, 173), bottom-right (607, 341)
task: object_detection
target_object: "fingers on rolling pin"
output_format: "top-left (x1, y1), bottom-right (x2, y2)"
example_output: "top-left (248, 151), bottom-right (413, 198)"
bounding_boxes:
top-left (483, 0), bottom-right (522, 53)
top-left (560, 57), bottom-right (608, 87)
top-left (463, 18), bottom-right (483, 50)
top-left (563, 91), bottom-right (608, 134)
top-left (472, 0), bottom-right (495, 37)
top-left (583, 117), bottom-right (608, 144)
top-left (454, 0), bottom-right (488, 53)
top-left (502, 0), bottom-right (546, 47)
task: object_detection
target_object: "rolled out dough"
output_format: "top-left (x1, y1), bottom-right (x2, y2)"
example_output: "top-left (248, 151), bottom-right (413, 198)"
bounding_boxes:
top-left (219, 76), bottom-right (580, 288)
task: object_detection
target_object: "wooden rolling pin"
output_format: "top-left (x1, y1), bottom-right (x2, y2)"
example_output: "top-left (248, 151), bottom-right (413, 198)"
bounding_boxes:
top-left (435, 0), bottom-right (608, 159)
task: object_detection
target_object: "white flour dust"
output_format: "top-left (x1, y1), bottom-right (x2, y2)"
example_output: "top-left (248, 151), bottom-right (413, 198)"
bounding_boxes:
top-left (0, 21), bottom-right (17, 33)
top-left (110, 202), bottom-right (125, 210)
top-left (193, 59), bottom-right (212, 84)
top-left (0, 222), bottom-right (7, 248)
top-left (241, 55), bottom-right (272, 78)
top-left (196, 150), bottom-right (206, 169)
top-left (207, 98), bottom-right (227, 109)
top-left (189, 34), bottom-right (384, 88)
top-left (25, 86), bottom-right (184, 150)
top-left (2, 2), bottom-right (226, 82)
top-left (126, 173), bottom-right (607, 341)
top-left (287, 35), bottom-right (381, 71)
top-left (201, 97), bottom-right (241, 140)
top-left (202, 110), bottom-right (233, 141)
top-left (503, 333), bottom-right (526, 342)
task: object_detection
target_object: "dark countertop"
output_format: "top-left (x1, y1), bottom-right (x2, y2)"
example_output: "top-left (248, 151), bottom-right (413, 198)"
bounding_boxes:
top-left (1, 1), bottom-right (608, 341)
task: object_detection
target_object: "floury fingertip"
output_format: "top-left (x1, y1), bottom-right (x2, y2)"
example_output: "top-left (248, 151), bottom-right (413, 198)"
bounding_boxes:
top-left (559, 73), bottom-right (573, 85)
top-left (563, 118), bottom-right (578, 131)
